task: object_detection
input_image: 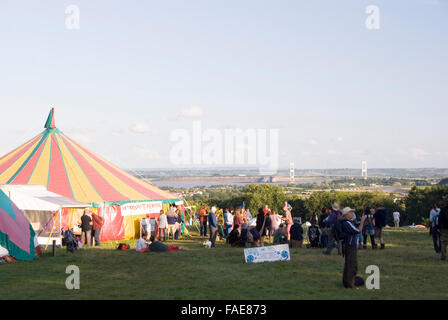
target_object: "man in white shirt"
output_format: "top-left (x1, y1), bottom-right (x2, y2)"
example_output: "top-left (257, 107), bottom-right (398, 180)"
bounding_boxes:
top-left (136, 233), bottom-right (151, 252)
top-left (393, 210), bottom-right (400, 228)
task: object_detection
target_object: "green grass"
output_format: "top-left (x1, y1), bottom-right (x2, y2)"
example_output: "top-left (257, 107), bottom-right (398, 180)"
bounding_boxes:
top-left (1, 228), bottom-right (447, 300)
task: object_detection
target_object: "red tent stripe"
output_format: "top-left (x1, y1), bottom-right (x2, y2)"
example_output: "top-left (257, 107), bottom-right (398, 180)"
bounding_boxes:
top-left (0, 135), bottom-right (40, 163)
top-left (0, 135), bottom-right (41, 173)
top-left (47, 135), bottom-right (73, 199)
top-left (11, 135), bottom-right (47, 184)
top-left (66, 136), bottom-right (167, 200)
top-left (60, 135), bottom-right (129, 202)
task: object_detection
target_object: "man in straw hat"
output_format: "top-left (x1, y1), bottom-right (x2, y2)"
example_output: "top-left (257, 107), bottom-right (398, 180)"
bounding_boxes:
top-left (323, 202), bottom-right (343, 255)
top-left (339, 207), bottom-right (361, 288)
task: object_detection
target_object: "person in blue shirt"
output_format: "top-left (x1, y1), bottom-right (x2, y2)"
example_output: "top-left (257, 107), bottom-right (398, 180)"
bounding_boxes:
top-left (208, 206), bottom-right (218, 247)
top-left (323, 202), bottom-right (343, 255)
top-left (245, 208), bottom-right (252, 221)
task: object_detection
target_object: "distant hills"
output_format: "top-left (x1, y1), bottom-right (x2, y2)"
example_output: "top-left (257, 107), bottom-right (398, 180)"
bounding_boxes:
top-left (132, 167), bottom-right (448, 179)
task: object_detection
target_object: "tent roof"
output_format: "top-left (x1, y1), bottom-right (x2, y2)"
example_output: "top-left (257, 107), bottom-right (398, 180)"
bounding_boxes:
top-left (0, 109), bottom-right (176, 204)
top-left (0, 184), bottom-right (89, 211)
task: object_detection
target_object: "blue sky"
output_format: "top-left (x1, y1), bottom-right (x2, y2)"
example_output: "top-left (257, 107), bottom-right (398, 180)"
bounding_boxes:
top-left (0, 0), bottom-right (446, 170)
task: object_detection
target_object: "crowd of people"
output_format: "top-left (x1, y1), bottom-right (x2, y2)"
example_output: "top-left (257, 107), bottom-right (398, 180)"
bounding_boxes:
top-left (153, 204), bottom-right (185, 241)
top-left (196, 202), bottom-right (304, 249)
top-left (67, 199), bottom-right (448, 290)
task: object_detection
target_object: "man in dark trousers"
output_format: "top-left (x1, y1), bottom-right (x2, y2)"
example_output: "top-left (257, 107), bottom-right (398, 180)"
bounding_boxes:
top-left (80, 208), bottom-right (93, 248)
top-left (199, 205), bottom-right (208, 237)
top-left (436, 203), bottom-right (448, 261)
top-left (91, 211), bottom-right (104, 247)
top-left (208, 206), bottom-right (218, 247)
top-left (374, 203), bottom-right (387, 249)
top-left (340, 207), bottom-right (361, 289)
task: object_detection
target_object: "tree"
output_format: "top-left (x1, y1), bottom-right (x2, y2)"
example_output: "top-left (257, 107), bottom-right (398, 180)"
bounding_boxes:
top-left (244, 184), bottom-right (286, 214)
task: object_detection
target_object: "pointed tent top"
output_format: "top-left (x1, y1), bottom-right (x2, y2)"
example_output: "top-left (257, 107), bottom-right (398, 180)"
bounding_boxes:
top-left (44, 108), bottom-right (56, 129)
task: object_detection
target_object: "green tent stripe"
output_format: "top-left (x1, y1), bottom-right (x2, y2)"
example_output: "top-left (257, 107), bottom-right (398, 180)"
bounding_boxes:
top-left (7, 132), bottom-right (49, 184)
top-left (61, 133), bottom-right (130, 202)
top-left (26, 133), bottom-right (50, 184)
top-left (44, 109), bottom-right (53, 129)
top-left (0, 223), bottom-right (36, 261)
top-left (54, 133), bottom-right (76, 200)
top-left (0, 190), bottom-right (16, 219)
top-left (58, 133), bottom-right (104, 202)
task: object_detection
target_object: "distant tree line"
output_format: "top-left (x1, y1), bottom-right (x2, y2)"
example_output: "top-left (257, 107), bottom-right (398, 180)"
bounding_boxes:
top-left (182, 184), bottom-right (448, 226)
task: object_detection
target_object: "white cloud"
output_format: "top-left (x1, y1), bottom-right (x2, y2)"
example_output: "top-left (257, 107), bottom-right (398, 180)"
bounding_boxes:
top-left (409, 148), bottom-right (429, 158)
top-left (130, 123), bottom-right (159, 134)
top-left (134, 146), bottom-right (161, 160)
top-left (172, 106), bottom-right (204, 120)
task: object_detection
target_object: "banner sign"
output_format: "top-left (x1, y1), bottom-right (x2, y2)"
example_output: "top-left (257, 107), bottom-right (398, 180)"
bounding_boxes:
top-left (244, 244), bottom-right (290, 263)
top-left (120, 201), bottom-right (163, 217)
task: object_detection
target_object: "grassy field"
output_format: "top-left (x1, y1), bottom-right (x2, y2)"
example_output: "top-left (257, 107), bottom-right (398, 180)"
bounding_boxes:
top-left (1, 228), bottom-right (447, 300)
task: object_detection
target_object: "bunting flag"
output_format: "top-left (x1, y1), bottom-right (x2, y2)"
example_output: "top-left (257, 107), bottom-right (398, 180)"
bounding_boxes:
top-left (0, 108), bottom-right (176, 204)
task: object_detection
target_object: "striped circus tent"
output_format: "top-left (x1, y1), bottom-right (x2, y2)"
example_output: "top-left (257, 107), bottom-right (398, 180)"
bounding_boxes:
top-left (0, 109), bottom-right (181, 240)
top-left (0, 108), bottom-right (175, 204)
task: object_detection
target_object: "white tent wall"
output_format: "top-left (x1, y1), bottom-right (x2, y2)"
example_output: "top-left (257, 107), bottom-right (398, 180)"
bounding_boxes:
top-left (0, 185), bottom-right (89, 247)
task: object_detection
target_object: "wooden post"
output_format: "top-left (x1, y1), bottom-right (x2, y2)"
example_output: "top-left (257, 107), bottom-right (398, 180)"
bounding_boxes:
top-left (52, 240), bottom-right (56, 256)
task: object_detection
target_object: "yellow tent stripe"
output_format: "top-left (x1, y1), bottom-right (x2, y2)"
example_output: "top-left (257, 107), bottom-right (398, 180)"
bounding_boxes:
top-left (67, 138), bottom-right (150, 201)
top-left (54, 134), bottom-right (104, 203)
top-left (0, 138), bottom-right (42, 184)
top-left (28, 135), bottom-right (52, 187)
top-left (0, 135), bottom-right (41, 168)
top-left (93, 154), bottom-right (175, 199)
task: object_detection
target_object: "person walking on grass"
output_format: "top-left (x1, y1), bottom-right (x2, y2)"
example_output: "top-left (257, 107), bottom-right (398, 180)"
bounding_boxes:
top-left (339, 207), bottom-right (361, 289)
top-left (208, 206), bottom-right (219, 247)
top-left (158, 209), bottom-right (168, 241)
top-left (436, 204), bottom-right (448, 261)
top-left (374, 203), bottom-right (387, 249)
top-left (430, 204), bottom-right (441, 254)
top-left (199, 205), bottom-right (208, 237)
top-left (393, 209), bottom-right (400, 228)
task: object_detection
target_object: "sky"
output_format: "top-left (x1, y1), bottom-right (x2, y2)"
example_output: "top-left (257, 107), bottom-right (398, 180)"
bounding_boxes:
top-left (0, 0), bottom-right (447, 170)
